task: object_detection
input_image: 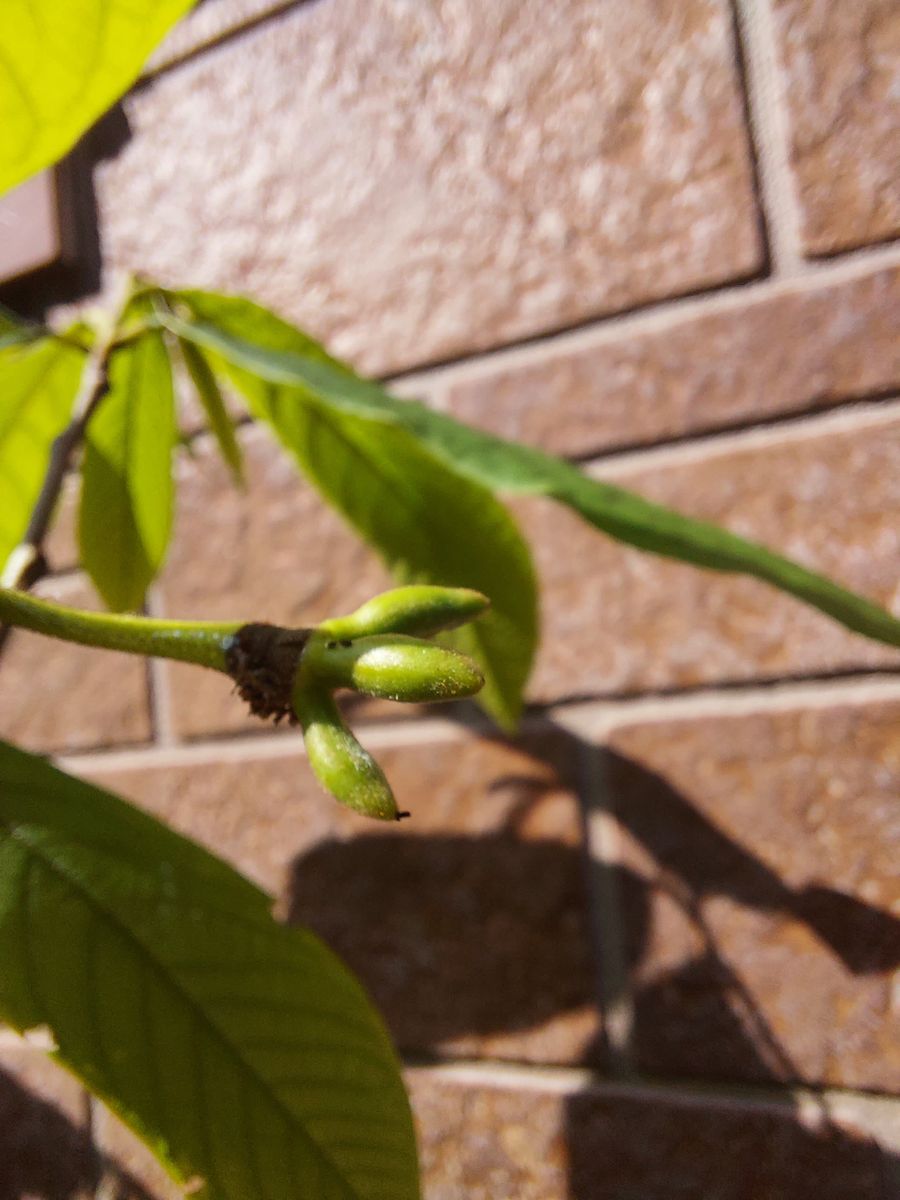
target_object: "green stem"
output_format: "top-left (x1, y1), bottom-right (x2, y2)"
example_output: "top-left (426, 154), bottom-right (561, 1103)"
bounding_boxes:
top-left (0, 587), bottom-right (242, 670)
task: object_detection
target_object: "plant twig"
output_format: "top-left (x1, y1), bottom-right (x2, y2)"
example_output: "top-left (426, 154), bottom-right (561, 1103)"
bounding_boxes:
top-left (0, 288), bottom-right (134, 659)
top-left (0, 586), bottom-right (243, 670)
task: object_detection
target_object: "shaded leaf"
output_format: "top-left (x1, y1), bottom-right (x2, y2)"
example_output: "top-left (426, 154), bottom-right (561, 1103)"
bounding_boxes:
top-left (169, 292), bottom-right (537, 728)
top-left (0, 0), bottom-right (195, 194)
top-left (179, 337), bottom-right (243, 484)
top-left (0, 336), bottom-right (84, 570)
top-left (79, 330), bottom-right (176, 611)
top-left (0, 739), bottom-right (419, 1200)
top-left (164, 295), bottom-right (900, 652)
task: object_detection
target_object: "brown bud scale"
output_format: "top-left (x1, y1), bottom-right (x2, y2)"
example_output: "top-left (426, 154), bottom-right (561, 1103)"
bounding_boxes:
top-left (224, 623), bottom-right (310, 722)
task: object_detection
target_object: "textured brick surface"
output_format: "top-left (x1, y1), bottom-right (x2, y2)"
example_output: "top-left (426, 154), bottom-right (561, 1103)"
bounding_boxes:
top-left (602, 699), bottom-right (900, 1091)
top-left (8, 2), bottom-right (899, 1194)
top-left (158, 426), bottom-right (390, 738)
top-left (0, 1038), bottom-right (95, 1200)
top-left (443, 267), bottom-right (900, 457)
top-left (99, 0), bottom-right (761, 374)
top-left (409, 1071), bottom-right (898, 1200)
top-left (773, 0), bottom-right (900, 255)
top-left (86, 726), bottom-right (600, 1065)
top-left (0, 575), bottom-right (152, 753)
top-left (523, 414), bottom-right (900, 703)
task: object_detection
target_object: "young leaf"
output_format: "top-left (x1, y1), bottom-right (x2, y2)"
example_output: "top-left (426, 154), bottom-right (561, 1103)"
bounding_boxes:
top-left (179, 337), bottom-right (243, 484)
top-left (0, 739), bottom-right (419, 1200)
top-left (0, 0), bottom-right (196, 194)
top-left (166, 293), bottom-right (537, 729)
top-left (79, 330), bottom-right (177, 612)
top-left (268, 401), bottom-right (533, 728)
top-left (0, 336), bottom-right (84, 571)
top-left (163, 294), bottom-right (900, 652)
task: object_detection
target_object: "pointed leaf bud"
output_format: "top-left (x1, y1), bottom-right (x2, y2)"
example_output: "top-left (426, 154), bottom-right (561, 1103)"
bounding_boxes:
top-left (305, 633), bottom-right (484, 703)
top-left (318, 586), bottom-right (490, 640)
top-left (292, 680), bottom-right (399, 821)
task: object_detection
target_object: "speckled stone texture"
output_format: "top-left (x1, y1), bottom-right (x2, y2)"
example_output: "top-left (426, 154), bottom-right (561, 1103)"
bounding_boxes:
top-left (443, 267), bottom-right (900, 457)
top-left (409, 1071), bottom-right (898, 1200)
top-left (773, 0), bottom-right (900, 255)
top-left (83, 725), bottom-right (601, 1066)
top-left (97, 0), bottom-right (762, 374)
top-left (522, 413), bottom-right (900, 702)
top-left (603, 699), bottom-right (900, 1091)
top-left (0, 574), bottom-right (152, 753)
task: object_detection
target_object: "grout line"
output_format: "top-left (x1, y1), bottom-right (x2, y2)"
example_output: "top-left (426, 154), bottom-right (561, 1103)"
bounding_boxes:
top-left (57, 716), bottom-right (463, 775)
top-left (549, 674), bottom-right (900, 741)
top-left (387, 239), bottom-right (900, 395)
top-left (563, 385), bottom-right (900, 470)
top-left (0, 1026), bottom-right (58, 1051)
top-left (577, 744), bottom-right (635, 1075)
top-left (403, 1057), bottom-right (900, 1129)
top-left (57, 673), bottom-right (900, 775)
top-left (732, 0), bottom-right (806, 275)
top-left (582, 395), bottom-right (900, 478)
top-left (142, 1), bottom-right (313, 81)
top-left (143, 586), bottom-right (178, 748)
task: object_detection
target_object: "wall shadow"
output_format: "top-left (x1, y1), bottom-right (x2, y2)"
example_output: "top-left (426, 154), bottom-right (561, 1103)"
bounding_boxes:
top-left (0, 1065), bottom-right (168, 1199)
top-left (0, 103), bottom-right (132, 319)
top-left (284, 727), bottom-right (900, 1198)
top-left (0, 1066), bottom-right (95, 1200)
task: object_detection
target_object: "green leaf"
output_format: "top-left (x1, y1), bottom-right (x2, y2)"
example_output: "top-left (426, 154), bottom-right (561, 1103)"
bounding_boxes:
top-left (0, 739), bottom-right (419, 1200)
top-left (0, 336), bottom-right (84, 570)
top-left (163, 295), bottom-right (900, 652)
top-left (0, 0), bottom-right (196, 194)
top-left (179, 337), bottom-right (244, 484)
top-left (79, 330), bottom-right (177, 611)
top-left (169, 292), bottom-right (537, 729)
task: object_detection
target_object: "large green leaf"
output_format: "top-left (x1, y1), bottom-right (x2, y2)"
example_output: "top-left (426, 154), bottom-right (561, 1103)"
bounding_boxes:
top-left (0, 739), bottom-right (419, 1199)
top-left (0, 0), bottom-right (195, 194)
top-left (169, 293), bottom-right (537, 729)
top-left (0, 336), bottom-right (84, 571)
top-left (79, 330), bottom-right (176, 611)
top-left (163, 295), bottom-right (900, 652)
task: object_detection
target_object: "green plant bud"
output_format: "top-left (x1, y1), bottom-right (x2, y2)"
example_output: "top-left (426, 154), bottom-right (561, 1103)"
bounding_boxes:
top-left (306, 633), bottom-right (484, 703)
top-left (292, 681), bottom-right (400, 821)
top-left (318, 585), bottom-right (490, 639)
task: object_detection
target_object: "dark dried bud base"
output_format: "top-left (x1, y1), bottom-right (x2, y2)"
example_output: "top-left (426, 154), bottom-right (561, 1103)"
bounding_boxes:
top-left (225, 623), bottom-right (311, 722)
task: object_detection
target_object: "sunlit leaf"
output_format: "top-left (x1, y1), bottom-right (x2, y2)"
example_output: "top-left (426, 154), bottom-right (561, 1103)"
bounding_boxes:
top-left (0, 336), bottom-right (84, 571)
top-left (0, 0), bottom-right (196, 193)
top-left (79, 330), bottom-right (176, 611)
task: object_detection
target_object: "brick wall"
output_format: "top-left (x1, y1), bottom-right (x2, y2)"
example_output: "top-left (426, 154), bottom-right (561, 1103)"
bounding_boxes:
top-left (1, 1), bottom-right (898, 1196)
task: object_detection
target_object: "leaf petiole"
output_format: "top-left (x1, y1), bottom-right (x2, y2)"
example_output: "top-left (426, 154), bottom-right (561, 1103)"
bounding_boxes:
top-left (0, 586), bottom-right (241, 670)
